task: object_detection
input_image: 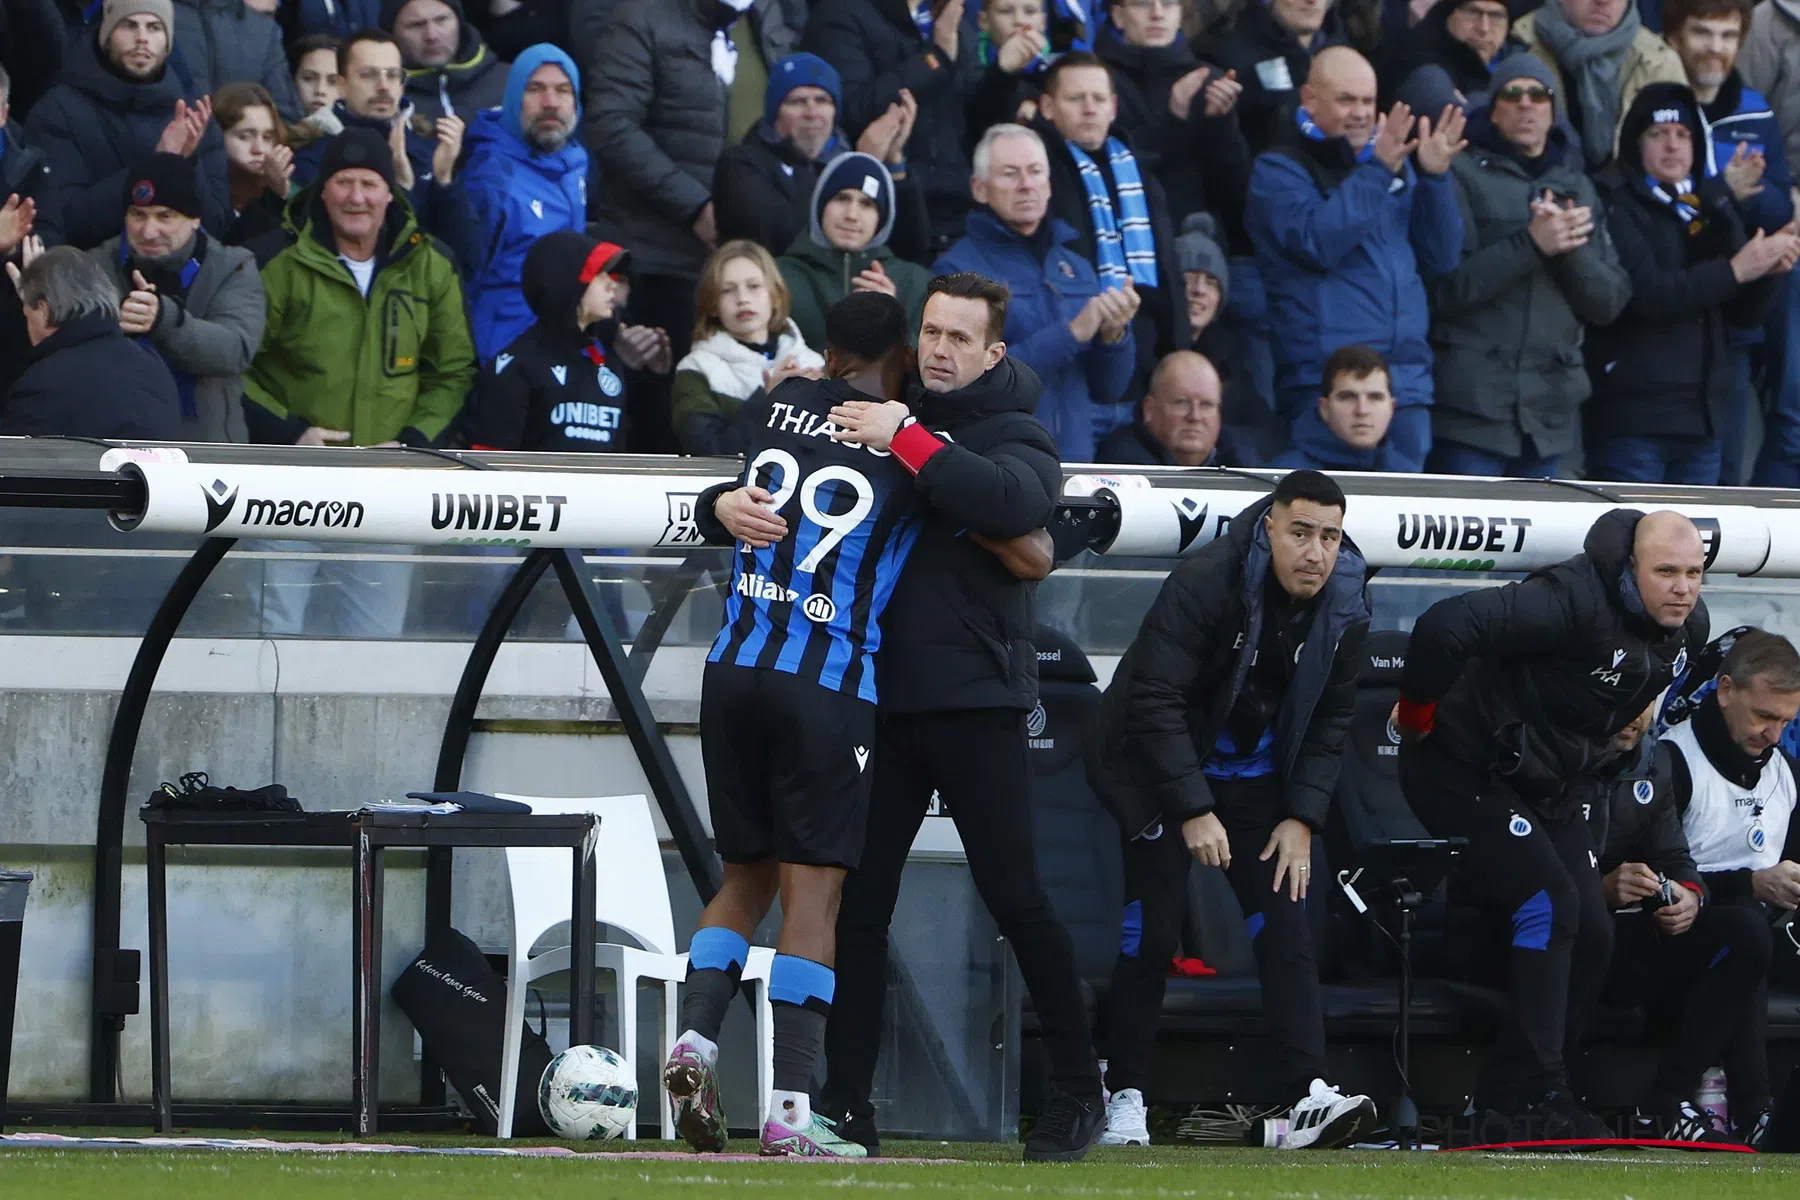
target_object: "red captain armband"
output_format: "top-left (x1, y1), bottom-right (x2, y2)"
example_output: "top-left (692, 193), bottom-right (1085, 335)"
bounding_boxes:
top-left (1394, 697), bottom-right (1437, 737)
top-left (890, 418), bottom-right (945, 475)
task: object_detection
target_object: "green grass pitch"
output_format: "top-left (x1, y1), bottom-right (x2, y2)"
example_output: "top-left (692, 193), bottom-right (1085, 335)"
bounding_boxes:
top-left (4, 1137), bottom-right (1800, 1198)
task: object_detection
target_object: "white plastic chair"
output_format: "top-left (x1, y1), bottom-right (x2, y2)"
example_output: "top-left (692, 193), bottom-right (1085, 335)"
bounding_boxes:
top-left (492, 793), bottom-right (775, 1139)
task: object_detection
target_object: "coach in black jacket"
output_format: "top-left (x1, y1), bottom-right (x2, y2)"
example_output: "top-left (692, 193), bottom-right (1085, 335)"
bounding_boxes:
top-left (1395, 507), bottom-right (1711, 1141)
top-left (1084, 473), bottom-right (1374, 1146)
top-left (700, 273), bottom-right (1104, 1162)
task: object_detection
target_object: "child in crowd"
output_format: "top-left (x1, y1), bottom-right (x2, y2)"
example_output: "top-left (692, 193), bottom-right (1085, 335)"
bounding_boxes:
top-left (286, 34), bottom-right (343, 142)
top-left (214, 83), bottom-right (294, 248)
top-left (672, 239), bottom-right (824, 455)
top-left (464, 231), bottom-right (671, 452)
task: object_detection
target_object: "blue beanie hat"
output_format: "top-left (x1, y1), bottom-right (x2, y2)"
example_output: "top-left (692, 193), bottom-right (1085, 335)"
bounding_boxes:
top-left (811, 152), bottom-right (894, 248)
top-left (766, 53), bottom-right (843, 127)
top-left (503, 44), bottom-right (582, 146)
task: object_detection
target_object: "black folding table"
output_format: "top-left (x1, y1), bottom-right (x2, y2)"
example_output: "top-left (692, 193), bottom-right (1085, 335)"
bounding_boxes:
top-left (141, 807), bottom-right (600, 1136)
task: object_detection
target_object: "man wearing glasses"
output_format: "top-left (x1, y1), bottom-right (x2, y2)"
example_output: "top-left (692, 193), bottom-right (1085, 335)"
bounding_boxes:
top-left (291, 29), bottom-right (464, 234)
top-left (1380, 0), bottom-right (1524, 107)
top-left (1423, 54), bottom-right (1629, 477)
top-left (1096, 349), bottom-right (1244, 465)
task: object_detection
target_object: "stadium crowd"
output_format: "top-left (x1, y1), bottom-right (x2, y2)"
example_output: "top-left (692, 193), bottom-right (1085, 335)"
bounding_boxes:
top-left (0, 0), bottom-right (1797, 481)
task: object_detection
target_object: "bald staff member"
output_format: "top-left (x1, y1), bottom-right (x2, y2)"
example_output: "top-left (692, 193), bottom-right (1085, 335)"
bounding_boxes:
top-left (1394, 510), bottom-right (1710, 1142)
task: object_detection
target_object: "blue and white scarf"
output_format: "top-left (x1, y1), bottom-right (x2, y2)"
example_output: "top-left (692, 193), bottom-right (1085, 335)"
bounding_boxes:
top-left (911, 0), bottom-right (933, 40)
top-left (1646, 175), bottom-right (1705, 234)
top-left (1066, 137), bottom-right (1157, 290)
top-left (1296, 106), bottom-right (1376, 164)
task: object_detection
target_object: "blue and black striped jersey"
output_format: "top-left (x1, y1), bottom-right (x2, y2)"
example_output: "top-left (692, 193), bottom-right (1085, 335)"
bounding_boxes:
top-left (707, 379), bottom-right (922, 702)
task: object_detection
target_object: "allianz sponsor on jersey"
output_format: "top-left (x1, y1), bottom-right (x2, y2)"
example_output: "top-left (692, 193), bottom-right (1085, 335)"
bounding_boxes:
top-left (735, 572), bottom-right (840, 622)
top-left (737, 572), bottom-right (799, 603)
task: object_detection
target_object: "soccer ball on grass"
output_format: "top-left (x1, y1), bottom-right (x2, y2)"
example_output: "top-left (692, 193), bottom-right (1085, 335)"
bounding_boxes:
top-left (538, 1043), bottom-right (638, 1139)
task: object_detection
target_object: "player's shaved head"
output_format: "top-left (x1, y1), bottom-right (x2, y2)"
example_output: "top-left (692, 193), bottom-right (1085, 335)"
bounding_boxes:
top-left (824, 291), bottom-right (914, 400)
top-left (1630, 510), bottom-right (1705, 630)
top-left (1300, 46), bottom-right (1379, 146)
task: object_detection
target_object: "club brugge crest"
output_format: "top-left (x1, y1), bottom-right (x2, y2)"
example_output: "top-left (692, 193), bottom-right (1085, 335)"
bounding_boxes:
top-left (1509, 813), bottom-right (1533, 837)
top-left (1026, 701), bottom-right (1047, 738)
top-left (1386, 716), bottom-right (1402, 745)
top-left (596, 365), bottom-right (623, 397)
top-left (1674, 648), bottom-right (1688, 678)
top-left (1634, 779), bottom-right (1654, 805)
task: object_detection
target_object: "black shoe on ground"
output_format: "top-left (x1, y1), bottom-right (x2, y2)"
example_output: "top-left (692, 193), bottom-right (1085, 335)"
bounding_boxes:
top-left (1656, 1097), bottom-right (1738, 1145)
top-left (1024, 1090), bottom-right (1103, 1163)
top-left (1525, 1088), bottom-right (1613, 1141)
top-left (1473, 1088), bottom-right (1609, 1144)
top-left (1742, 1108), bottom-right (1773, 1151)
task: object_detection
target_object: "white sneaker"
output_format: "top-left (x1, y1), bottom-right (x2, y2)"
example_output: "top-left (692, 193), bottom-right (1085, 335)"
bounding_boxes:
top-left (1279, 1078), bottom-right (1377, 1149)
top-left (1096, 1088), bottom-right (1151, 1146)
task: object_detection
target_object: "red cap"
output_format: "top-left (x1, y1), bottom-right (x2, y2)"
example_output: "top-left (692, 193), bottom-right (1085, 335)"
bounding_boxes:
top-left (579, 241), bottom-right (629, 284)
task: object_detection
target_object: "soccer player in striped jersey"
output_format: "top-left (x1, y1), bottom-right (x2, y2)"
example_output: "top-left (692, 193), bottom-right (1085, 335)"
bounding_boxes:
top-left (664, 292), bottom-right (919, 1159)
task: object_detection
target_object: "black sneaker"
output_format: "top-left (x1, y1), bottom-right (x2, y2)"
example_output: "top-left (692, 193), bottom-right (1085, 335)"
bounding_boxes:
top-left (1658, 1098), bottom-right (1737, 1145)
top-left (1525, 1089), bottom-right (1613, 1141)
top-left (1024, 1090), bottom-right (1103, 1162)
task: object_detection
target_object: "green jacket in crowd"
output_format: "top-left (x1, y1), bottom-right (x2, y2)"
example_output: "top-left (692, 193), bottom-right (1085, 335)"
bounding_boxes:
top-left (778, 232), bottom-right (931, 354)
top-left (245, 186), bottom-right (475, 445)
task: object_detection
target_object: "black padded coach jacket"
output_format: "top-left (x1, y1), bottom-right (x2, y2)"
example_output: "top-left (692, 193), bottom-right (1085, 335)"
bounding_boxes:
top-left (1086, 493), bottom-right (1372, 841)
top-left (1400, 508), bottom-right (1711, 818)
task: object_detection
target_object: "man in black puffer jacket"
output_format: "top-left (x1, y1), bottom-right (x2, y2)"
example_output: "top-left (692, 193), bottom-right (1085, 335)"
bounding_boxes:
top-left (1395, 507), bottom-right (1711, 1142)
top-left (1569, 702), bottom-right (1771, 1145)
top-left (1084, 472), bottom-right (1375, 1150)
top-left (1585, 83), bottom-right (1796, 484)
top-left (700, 272), bottom-right (1105, 1163)
top-left (802, 0), bottom-right (982, 250)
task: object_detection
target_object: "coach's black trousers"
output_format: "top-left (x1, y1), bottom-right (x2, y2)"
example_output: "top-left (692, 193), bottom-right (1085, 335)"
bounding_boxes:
top-left (1098, 778), bottom-right (1326, 1103)
top-left (821, 708), bottom-right (1101, 1122)
top-left (1400, 739), bottom-right (1612, 1105)
top-left (1601, 903), bottom-right (1774, 1113)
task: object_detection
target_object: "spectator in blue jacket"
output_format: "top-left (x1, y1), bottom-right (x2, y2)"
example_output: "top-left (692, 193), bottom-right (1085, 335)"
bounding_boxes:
top-left (458, 44), bottom-right (586, 363)
top-left (1660, 0), bottom-right (1800, 486)
top-left (1247, 46), bottom-right (1466, 474)
top-left (933, 122), bottom-right (1138, 461)
top-left (1270, 344), bottom-right (1404, 470)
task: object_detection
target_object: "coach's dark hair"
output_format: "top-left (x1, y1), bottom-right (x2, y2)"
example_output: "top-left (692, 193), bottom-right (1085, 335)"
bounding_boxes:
top-left (339, 28), bottom-right (397, 76)
top-left (1722, 630), bottom-right (1800, 694)
top-left (1042, 50), bottom-right (1112, 97)
top-left (1321, 344), bottom-right (1392, 397)
top-left (927, 272), bottom-right (1010, 345)
top-left (825, 291), bottom-right (909, 364)
top-left (1271, 469), bottom-right (1347, 515)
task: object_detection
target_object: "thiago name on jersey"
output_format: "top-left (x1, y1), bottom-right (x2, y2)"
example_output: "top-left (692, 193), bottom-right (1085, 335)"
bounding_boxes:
top-left (767, 400), bottom-right (895, 456)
